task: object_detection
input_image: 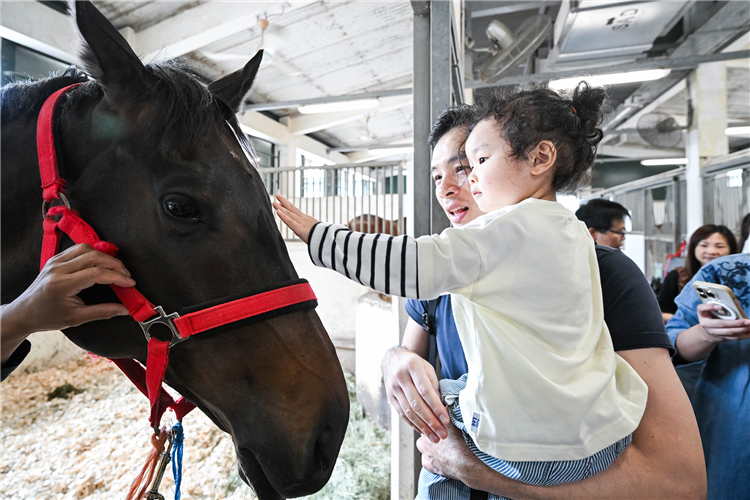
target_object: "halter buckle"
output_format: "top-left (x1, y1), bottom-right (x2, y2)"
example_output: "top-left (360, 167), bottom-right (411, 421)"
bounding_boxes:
top-left (139, 306), bottom-right (185, 347)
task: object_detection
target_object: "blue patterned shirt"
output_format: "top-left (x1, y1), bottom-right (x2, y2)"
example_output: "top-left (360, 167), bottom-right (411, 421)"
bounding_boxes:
top-left (666, 253), bottom-right (750, 500)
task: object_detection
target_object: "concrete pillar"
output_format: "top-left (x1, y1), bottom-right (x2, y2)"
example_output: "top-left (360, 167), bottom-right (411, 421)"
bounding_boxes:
top-left (685, 61), bottom-right (728, 235)
top-left (278, 117), bottom-right (297, 168)
top-left (118, 26), bottom-right (137, 52)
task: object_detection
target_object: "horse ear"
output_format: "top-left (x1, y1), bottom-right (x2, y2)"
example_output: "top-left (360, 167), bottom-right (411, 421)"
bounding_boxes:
top-left (208, 50), bottom-right (264, 113)
top-left (69, 1), bottom-right (149, 99)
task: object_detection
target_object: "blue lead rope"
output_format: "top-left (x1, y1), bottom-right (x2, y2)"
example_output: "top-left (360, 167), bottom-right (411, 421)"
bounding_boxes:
top-left (171, 422), bottom-right (185, 500)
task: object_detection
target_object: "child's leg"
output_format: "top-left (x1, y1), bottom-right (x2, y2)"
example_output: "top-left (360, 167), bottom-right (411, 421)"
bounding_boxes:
top-left (416, 468), bottom-right (473, 500)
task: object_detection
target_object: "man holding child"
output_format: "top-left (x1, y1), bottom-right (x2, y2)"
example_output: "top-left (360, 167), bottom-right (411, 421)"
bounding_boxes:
top-left (274, 85), bottom-right (705, 499)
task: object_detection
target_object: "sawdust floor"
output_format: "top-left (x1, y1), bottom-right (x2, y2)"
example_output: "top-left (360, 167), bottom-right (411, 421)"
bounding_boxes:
top-left (2, 354), bottom-right (264, 499)
top-left (1, 353), bottom-right (391, 500)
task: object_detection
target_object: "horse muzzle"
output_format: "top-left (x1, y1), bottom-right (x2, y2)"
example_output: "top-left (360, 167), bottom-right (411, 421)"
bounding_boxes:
top-left (236, 407), bottom-right (348, 498)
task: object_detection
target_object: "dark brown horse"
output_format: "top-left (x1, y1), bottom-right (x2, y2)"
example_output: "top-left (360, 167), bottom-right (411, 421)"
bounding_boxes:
top-left (347, 214), bottom-right (406, 236)
top-left (0, 2), bottom-right (348, 498)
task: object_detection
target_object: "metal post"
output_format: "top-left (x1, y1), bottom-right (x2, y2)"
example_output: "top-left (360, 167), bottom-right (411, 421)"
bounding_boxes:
top-left (430, 1), bottom-right (453, 235)
top-left (412, 1), bottom-right (431, 239)
top-left (398, 5), bottom-right (431, 497)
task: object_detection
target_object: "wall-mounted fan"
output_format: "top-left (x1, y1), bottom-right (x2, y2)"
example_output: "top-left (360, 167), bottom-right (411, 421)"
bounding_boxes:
top-left (637, 112), bottom-right (685, 149)
top-left (636, 97), bottom-right (693, 149)
top-left (469, 15), bottom-right (551, 84)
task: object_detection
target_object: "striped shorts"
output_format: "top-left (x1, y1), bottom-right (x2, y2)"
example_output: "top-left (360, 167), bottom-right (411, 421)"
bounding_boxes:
top-left (416, 374), bottom-right (633, 500)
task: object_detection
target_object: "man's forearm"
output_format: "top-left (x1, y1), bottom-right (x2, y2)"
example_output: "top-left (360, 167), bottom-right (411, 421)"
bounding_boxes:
top-left (466, 446), bottom-right (696, 500)
top-left (449, 348), bottom-right (706, 500)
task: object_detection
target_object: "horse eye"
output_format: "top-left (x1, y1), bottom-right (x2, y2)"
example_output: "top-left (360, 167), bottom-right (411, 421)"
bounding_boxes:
top-left (163, 196), bottom-right (202, 221)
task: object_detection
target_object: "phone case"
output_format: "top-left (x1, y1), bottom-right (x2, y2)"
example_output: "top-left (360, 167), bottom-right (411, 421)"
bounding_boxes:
top-left (691, 281), bottom-right (748, 320)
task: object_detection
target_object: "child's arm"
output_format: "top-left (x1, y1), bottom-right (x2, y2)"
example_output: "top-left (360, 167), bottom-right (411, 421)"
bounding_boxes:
top-left (274, 195), bottom-right (480, 300)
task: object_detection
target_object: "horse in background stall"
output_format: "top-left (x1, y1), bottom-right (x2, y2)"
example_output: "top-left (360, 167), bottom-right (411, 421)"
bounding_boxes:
top-left (347, 214), bottom-right (406, 236)
top-left (0, 2), bottom-right (348, 498)
top-left (347, 215), bottom-right (407, 301)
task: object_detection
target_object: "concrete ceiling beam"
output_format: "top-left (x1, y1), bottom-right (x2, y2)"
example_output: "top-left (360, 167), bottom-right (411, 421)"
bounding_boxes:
top-left (136, 2), bottom-right (313, 62)
top-left (238, 110), bottom-right (350, 165)
top-left (244, 88), bottom-right (412, 113)
top-left (0, 1), bottom-right (78, 63)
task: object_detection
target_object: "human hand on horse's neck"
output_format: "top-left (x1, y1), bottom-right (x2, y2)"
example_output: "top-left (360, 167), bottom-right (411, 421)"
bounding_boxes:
top-left (0, 244), bottom-right (134, 363)
top-left (273, 195), bottom-right (319, 244)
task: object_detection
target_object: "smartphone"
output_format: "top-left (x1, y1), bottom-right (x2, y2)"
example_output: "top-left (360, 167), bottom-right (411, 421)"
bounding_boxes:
top-left (691, 281), bottom-right (747, 320)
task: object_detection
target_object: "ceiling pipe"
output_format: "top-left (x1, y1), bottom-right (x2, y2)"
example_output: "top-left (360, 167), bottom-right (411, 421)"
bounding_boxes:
top-left (466, 49), bottom-right (750, 89)
top-left (244, 88), bottom-right (411, 112)
top-left (243, 49), bottom-right (749, 112)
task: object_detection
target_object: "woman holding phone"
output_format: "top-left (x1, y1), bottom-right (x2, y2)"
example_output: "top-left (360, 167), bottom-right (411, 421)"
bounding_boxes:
top-left (666, 252), bottom-right (750, 500)
top-left (658, 224), bottom-right (737, 323)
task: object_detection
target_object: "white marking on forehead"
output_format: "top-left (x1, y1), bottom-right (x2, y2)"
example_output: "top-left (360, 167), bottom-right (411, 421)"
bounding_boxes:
top-left (225, 120), bottom-right (260, 172)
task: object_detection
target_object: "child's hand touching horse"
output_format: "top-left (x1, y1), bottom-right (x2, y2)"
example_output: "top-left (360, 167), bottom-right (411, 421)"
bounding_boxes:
top-left (273, 195), bottom-right (319, 244)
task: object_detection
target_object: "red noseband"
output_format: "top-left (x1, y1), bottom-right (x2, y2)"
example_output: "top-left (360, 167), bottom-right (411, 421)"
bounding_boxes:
top-left (37, 84), bottom-right (317, 431)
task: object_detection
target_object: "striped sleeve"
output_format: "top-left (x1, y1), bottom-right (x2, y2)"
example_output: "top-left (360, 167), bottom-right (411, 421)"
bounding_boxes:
top-left (308, 222), bottom-right (421, 299)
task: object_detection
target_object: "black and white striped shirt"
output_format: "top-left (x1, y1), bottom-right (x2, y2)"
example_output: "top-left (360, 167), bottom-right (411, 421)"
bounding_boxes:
top-left (308, 222), bottom-right (421, 298)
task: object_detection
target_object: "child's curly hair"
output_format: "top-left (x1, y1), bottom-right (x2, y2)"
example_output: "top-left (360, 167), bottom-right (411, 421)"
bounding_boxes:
top-left (473, 82), bottom-right (609, 194)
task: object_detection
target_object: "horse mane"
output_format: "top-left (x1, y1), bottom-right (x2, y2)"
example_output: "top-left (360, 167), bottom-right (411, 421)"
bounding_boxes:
top-left (1, 61), bottom-right (229, 156)
top-left (0, 69), bottom-right (90, 125)
top-left (139, 60), bottom-right (229, 156)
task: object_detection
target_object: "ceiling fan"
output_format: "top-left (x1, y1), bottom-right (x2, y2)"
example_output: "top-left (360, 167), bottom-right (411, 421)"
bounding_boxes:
top-left (468, 14), bottom-right (552, 83)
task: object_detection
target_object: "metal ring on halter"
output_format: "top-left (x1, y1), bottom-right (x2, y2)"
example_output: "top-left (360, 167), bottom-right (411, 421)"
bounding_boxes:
top-left (139, 306), bottom-right (186, 347)
top-left (42, 192), bottom-right (71, 218)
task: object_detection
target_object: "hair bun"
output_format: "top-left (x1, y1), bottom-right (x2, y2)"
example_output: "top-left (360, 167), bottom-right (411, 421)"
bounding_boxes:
top-left (570, 81), bottom-right (607, 146)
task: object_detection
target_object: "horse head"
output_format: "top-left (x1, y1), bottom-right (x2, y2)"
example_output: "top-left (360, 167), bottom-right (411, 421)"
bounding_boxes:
top-left (0, 2), bottom-right (348, 497)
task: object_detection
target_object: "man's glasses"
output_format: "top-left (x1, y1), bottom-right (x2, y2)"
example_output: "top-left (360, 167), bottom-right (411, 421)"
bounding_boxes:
top-left (600, 228), bottom-right (628, 237)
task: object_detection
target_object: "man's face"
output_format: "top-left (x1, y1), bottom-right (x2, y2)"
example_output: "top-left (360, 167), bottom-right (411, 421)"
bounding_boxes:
top-left (592, 218), bottom-right (626, 250)
top-left (431, 127), bottom-right (484, 227)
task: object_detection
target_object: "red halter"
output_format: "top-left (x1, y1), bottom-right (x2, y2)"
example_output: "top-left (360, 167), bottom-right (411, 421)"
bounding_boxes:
top-left (37, 84), bottom-right (317, 430)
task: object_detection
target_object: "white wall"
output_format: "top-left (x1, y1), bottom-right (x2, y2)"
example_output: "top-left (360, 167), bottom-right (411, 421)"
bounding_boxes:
top-left (285, 241), bottom-right (369, 373)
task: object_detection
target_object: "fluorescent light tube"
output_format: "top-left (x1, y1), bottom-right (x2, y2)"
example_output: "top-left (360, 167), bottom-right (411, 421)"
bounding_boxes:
top-left (298, 99), bottom-right (379, 114)
top-left (640, 158), bottom-right (688, 166)
top-left (726, 126), bottom-right (750, 136)
top-left (549, 69), bottom-right (671, 90)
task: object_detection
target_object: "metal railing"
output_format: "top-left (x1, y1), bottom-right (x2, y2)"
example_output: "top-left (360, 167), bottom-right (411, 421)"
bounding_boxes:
top-left (258, 161), bottom-right (408, 240)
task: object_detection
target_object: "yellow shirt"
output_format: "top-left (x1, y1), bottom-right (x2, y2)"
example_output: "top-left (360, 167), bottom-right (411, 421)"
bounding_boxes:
top-left (418, 199), bottom-right (648, 461)
top-left (308, 198), bottom-right (648, 461)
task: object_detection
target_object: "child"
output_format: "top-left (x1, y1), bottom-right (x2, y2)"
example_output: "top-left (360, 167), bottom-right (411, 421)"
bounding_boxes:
top-left (274, 83), bottom-right (647, 499)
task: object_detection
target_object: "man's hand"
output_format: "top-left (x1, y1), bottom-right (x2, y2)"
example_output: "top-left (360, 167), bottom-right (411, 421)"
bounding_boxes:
top-left (273, 194), bottom-right (319, 244)
top-left (381, 346), bottom-right (450, 443)
top-left (696, 303), bottom-right (750, 340)
top-left (1, 244), bottom-right (135, 363)
top-left (417, 420), bottom-right (488, 483)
